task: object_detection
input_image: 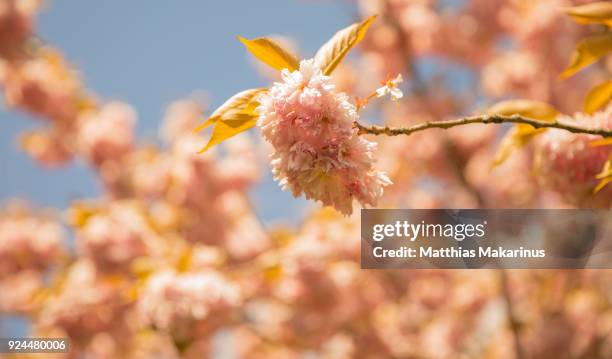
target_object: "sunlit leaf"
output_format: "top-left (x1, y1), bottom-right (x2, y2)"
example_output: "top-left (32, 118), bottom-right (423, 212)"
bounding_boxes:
top-left (314, 15), bottom-right (377, 75)
top-left (177, 248), bottom-right (193, 272)
top-left (564, 2), bottom-right (612, 27)
top-left (584, 80), bottom-right (612, 114)
top-left (594, 177), bottom-right (612, 193)
top-left (594, 158), bottom-right (612, 193)
top-left (199, 113), bottom-right (259, 152)
top-left (490, 126), bottom-right (535, 167)
top-left (130, 258), bottom-right (155, 280)
top-left (237, 36), bottom-right (299, 72)
top-left (264, 263), bottom-right (283, 282)
top-left (560, 33), bottom-right (612, 79)
top-left (66, 202), bottom-right (97, 228)
top-left (195, 88), bottom-right (266, 132)
top-left (486, 99), bottom-right (558, 121)
top-left (591, 138), bottom-right (612, 147)
top-left (596, 158), bottom-right (612, 179)
top-left (487, 100), bottom-right (559, 166)
top-left (269, 228), bottom-right (294, 247)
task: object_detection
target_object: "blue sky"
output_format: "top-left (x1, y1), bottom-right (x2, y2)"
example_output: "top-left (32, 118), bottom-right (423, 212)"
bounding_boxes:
top-left (0, 0), bottom-right (357, 226)
top-left (0, 0), bottom-right (357, 337)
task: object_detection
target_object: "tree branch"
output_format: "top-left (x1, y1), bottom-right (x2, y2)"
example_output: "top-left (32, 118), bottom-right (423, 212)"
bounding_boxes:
top-left (354, 114), bottom-right (612, 138)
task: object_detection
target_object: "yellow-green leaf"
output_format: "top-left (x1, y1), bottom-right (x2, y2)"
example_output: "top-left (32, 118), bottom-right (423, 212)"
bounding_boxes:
top-left (195, 88), bottom-right (266, 132)
top-left (238, 36), bottom-right (299, 72)
top-left (314, 15), bottom-right (377, 75)
top-left (596, 158), bottom-right (612, 179)
top-left (66, 202), bottom-right (97, 228)
top-left (560, 33), bottom-right (612, 79)
top-left (264, 263), bottom-right (283, 282)
top-left (594, 177), bottom-right (612, 193)
top-left (199, 113), bottom-right (258, 152)
top-left (584, 80), bottom-right (612, 114)
top-left (487, 100), bottom-right (559, 166)
top-left (486, 99), bottom-right (558, 121)
top-left (564, 2), bottom-right (612, 27)
top-left (491, 127), bottom-right (524, 167)
top-left (594, 158), bottom-right (612, 193)
top-left (591, 138), bottom-right (612, 147)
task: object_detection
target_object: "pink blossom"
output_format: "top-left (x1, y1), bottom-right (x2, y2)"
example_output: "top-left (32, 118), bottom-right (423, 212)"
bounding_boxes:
top-left (361, 25), bottom-right (406, 79)
top-left (481, 51), bottom-right (545, 99)
top-left (376, 73), bottom-right (404, 101)
top-left (257, 59), bottom-right (390, 215)
top-left (2, 49), bottom-right (82, 121)
top-left (397, 2), bottom-right (441, 55)
top-left (160, 98), bottom-right (204, 145)
top-left (0, 206), bottom-right (64, 277)
top-left (38, 260), bottom-right (132, 345)
top-left (0, 269), bottom-right (43, 313)
top-left (166, 133), bottom-right (220, 207)
top-left (76, 201), bottom-right (158, 272)
top-left (216, 135), bottom-right (261, 191)
top-left (19, 129), bottom-right (72, 167)
top-left (188, 245), bottom-right (225, 270)
top-left (76, 101), bottom-right (136, 167)
top-left (138, 270), bottom-right (241, 339)
top-left (128, 148), bottom-right (172, 199)
top-left (535, 106), bottom-right (612, 207)
top-left (217, 191), bottom-right (269, 261)
top-left (498, 0), bottom-right (565, 47)
top-left (0, 0), bottom-right (40, 61)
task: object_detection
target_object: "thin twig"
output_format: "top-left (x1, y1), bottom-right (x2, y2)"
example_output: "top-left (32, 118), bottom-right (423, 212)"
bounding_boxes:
top-left (354, 114), bottom-right (612, 138)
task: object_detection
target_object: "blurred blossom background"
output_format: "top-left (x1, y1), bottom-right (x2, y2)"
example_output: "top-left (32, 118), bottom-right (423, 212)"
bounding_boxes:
top-left (0, 0), bottom-right (352, 223)
top-left (0, 0), bottom-right (611, 358)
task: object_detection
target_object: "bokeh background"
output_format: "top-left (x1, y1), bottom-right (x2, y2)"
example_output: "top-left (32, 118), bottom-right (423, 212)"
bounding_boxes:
top-left (1, 0), bottom-right (611, 358)
top-left (0, 0), bottom-right (357, 338)
top-left (0, 0), bottom-right (357, 224)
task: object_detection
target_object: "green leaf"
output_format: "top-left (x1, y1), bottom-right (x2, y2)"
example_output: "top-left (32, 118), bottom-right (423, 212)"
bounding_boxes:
top-left (238, 36), bottom-right (299, 72)
top-left (561, 33), bottom-right (612, 79)
top-left (564, 2), bottom-right (612, 27)
top-left (314, 15), bottom-right (377, 75)
top-left (487, 100), bottom-right (559, 166)
top-left (584, 80), bottom-right (612, 114)
top-left (195, 88), bottom-right (266, 132)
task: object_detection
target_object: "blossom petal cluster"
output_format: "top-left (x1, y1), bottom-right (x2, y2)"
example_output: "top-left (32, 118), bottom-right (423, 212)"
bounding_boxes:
top-left (75, 201), bottom-right (159, 272)
top-left (0, 205), bottom-right (64, 277)
top-left (257, 59), bottom-right (391, 215)
top-left (138, 270), bottom-right (241, 339)
top-left (376, 74), bottom-right (404, 101)
top-left (38, 260), bottom-right (131, 345)
top-left (535, 106), bottom-right (612, 206)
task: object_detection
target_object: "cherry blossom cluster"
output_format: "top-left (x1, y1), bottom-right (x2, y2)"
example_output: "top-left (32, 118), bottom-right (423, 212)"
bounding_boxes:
top-left (258, 59), bottom-right (391, 215)
top-left (535, 105), bottom-right (612, 207)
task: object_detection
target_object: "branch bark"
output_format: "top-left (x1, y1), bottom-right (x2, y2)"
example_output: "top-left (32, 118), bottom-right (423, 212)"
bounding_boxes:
top-left (354, 114), bottom-right (612, 138)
